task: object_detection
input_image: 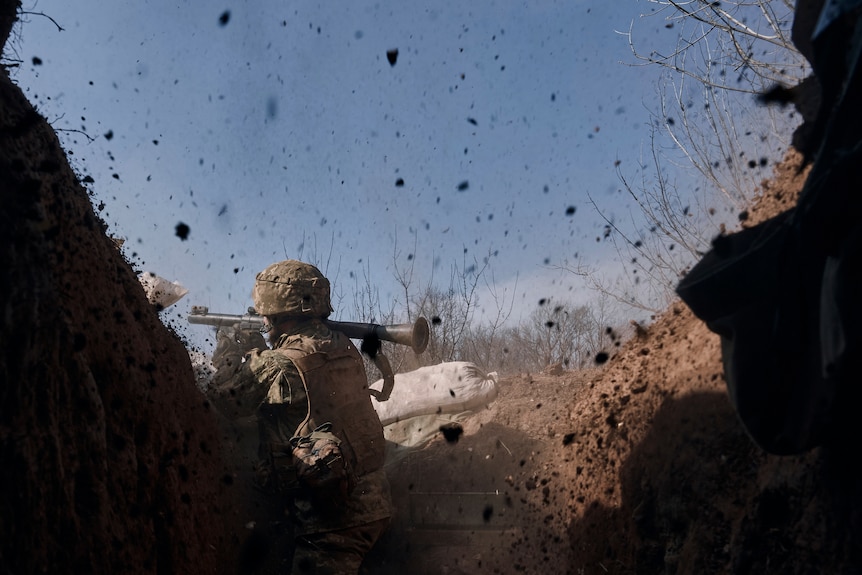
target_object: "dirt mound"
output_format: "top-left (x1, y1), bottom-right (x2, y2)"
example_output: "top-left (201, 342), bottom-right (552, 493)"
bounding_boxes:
top-left (0, 19), bottom-right (238, 574)
top-left (364, 149), bottom-right (860, 575)
top-left (2, 0), bottom-right (860, 572)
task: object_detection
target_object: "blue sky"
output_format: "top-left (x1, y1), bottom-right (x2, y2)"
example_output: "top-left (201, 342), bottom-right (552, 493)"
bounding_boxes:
top-left (9, 1), bottom-right (789, 350)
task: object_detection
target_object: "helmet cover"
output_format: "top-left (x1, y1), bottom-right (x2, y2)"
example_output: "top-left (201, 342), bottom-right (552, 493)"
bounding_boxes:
top-left (252, 260), bottom-right (333, 318)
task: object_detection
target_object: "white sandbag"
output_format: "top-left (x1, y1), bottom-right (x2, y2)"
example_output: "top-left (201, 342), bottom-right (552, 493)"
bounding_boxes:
top-left (371, 361), bottom-right (498, 426)
top-left (383, 412), bottom-right (473, 466)
top-left (139, 271), bottom-right (189, 309)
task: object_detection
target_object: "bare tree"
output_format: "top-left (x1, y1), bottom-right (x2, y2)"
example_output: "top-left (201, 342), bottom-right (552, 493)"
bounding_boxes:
top-left (461, 323), bottom-right (518, 374)
top-left (579, 290), bottom-right (632, 366)
top-left (579, 0), bottom-right (808, 312)
top-left (387, 230), bottom-right (515, 366)
top-left (625, 0), bottom-right (806, 94)
top-left (412, 251), bottom-right (486, 364)
top-left (346, 258), bottom-right (397, 325)
top-left (502, 299), bottom-right (597, 372)
top-left (624, 0), bottom-right (808, 211)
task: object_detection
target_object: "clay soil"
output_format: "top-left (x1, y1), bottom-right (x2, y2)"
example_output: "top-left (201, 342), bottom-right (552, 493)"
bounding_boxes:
top-left (360, 150), bottom-right (861, 575)
top-left (2, 0), bottom-right (860, 571)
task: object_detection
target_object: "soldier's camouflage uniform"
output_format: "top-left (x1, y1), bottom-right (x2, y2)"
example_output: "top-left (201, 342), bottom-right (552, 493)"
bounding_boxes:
top-left (210, 319), bottom-right (392, 575)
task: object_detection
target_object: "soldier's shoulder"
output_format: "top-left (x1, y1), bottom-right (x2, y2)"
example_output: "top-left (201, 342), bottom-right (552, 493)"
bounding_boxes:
top-left (246, 347), bottom-right (300, 376)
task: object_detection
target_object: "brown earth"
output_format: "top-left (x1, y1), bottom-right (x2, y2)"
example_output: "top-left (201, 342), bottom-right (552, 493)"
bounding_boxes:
top-left (364, 149), bottom-right (859, 574)
top-left (2, 1), bottom-right (860, 574)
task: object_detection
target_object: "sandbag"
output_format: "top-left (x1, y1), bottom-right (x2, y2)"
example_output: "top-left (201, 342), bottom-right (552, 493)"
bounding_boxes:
top-left (382, 412), bottom-right (474, 466)
top-left (138, 271), bottom-right (189, 309)
top-left (370, 361), bottom-right (498, 426)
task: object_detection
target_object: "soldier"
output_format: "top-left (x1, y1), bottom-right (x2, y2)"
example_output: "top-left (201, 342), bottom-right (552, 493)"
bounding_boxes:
top-left (209, 260), bottom-right (392, 574)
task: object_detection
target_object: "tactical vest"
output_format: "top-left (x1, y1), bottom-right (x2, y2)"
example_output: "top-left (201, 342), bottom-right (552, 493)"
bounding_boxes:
top-left (278, 330), bottom-right (385, 478)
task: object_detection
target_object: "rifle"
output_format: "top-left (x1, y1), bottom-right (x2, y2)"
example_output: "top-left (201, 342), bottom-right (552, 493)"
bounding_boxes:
top-left (187, 306), bottom-right (429, 401)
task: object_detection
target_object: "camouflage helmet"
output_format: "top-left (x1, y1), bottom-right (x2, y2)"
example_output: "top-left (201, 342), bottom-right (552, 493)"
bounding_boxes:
top-left (252, 260), bottom-right (333, 318)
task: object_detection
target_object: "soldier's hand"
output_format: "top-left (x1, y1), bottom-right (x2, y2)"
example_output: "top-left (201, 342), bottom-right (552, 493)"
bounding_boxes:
top-left (212, 326), bottom-right (263, 371)
top-left (235, 327), bottom-right (267, 352)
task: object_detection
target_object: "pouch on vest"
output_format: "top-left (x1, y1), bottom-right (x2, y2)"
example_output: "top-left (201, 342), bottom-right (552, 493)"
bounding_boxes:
top-left (289, 423), bottom-right (356, 499)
